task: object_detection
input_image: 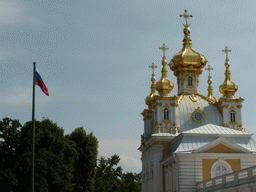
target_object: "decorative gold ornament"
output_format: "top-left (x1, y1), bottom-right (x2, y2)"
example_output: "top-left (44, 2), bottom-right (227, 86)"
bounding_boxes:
top-left (205, 64), bottom-right (217, 103)
top-left (219, 46), bottom-right (238, 99)
top-left (156, 44), bottom-right (174, 96)
top-left (230, 121), bottom-right (237, 129)
top-left (180, 9), bottom-right (193, 27)
top-left (189, 94), bottom-right (198, 102)
top-left (236, 105), bottom-right (242, 109)
top-left (145, 62), bottom-right (159, 107)
top-left (169, 10), bottom-right (208, 81)
top-left (191, 107), bottom-right (206, 123)
top-left (175, 126), bottom-right (180, 133)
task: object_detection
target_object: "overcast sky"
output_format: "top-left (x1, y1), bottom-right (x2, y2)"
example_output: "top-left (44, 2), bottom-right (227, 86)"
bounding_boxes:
top-left (0, 0), bottom-right (256, 173)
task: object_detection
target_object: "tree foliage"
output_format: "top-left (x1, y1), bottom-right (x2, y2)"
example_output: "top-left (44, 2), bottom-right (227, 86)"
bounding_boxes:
top-left (95, 154), bottom-right (141, 192)
top-left (0, 117), bottom-right (22, 192)
top-left (0, 117), bottom-right (141, 192)
top-left (13, 118), bottom-right (78, 192)
top-left (67, 127), bottom-right (98, 192)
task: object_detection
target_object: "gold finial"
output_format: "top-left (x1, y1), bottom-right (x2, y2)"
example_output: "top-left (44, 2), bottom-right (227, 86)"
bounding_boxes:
top-left (222, 46), bottom-right (231, 61)
top-left (205, 64), bottom-right (217, 102)
top-left (146, 62), bottom-right (159, 107)
top-left (149, 62), bottom-right (157, 75)
top-left (159, 44), bottom-right (169, 58)
top-left (180, 9), bottom-right (193, 27)
top-left (205, 64), bottom-right (214, 77)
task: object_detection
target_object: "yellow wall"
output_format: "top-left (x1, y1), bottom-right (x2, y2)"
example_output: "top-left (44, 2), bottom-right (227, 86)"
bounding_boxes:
top-left (204, 143), bottom-right (238, 153)
top-left (226, 159), bottom-right (241, 172)
top-left (202, 159), bottom-right (218, 180)
top-left (202, 159), bottom-right (241, 180)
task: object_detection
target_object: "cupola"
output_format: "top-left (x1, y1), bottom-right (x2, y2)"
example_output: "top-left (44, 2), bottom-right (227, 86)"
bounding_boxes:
top-left (169, 10), bottom-right (208, 94)
top-left (145, 62), bottom-right (159, 108)
top-left (219, 46), bottom-right (238, 99)
top-left (156, 44), bottom-right (174, 96)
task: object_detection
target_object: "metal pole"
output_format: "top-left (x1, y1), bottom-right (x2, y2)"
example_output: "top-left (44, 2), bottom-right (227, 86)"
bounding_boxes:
top-left (32, 62), bottom-right (36, 192)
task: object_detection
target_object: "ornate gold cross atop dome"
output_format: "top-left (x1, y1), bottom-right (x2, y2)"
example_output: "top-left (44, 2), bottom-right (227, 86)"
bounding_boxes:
top-left (222, 46), bottom-right (231, 60)
top-left (159, 44), bottom-right (169, 57)
top-left (205, 64), bottom-right (213, 77)
top-left (149, 62), bottom-right (157, 75)
top-left (180, 9), bottom-right (193, 27)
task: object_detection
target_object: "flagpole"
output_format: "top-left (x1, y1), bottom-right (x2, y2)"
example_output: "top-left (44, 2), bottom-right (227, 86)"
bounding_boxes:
top-left (32, 62), bottom-right (36, 192)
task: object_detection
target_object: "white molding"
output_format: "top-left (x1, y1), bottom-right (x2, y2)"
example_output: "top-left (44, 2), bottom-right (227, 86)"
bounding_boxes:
top-left (193, 137), bottom-right (251, 153)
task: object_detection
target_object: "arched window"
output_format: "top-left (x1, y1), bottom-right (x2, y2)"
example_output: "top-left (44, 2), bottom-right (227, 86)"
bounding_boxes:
top-left (164, 108), bottom-right (169, 120)
top-left (211, 159), bottom-right (232, 178)
top-left (188, 76), bottom-right (193, 86)
top-left (230, 110), bottom-right (236, 122)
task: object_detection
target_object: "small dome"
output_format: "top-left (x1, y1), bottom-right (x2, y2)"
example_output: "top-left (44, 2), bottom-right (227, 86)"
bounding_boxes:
top-left (145, 75), bottom-right (158, 106)
top-left (219, 60), bottom-right (238, 98)
top-left (156, 57), bottom-right (174, 96)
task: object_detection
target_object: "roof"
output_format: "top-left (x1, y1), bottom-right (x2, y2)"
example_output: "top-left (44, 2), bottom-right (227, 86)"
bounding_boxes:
top-left (174, 136), bottom-right (256, 153)
top-left (163, 125), bottom-right (256, 159)
top-left (183, 124), bottom-right (253, 137)
top-left (176, 95), bottom-right (223, 132)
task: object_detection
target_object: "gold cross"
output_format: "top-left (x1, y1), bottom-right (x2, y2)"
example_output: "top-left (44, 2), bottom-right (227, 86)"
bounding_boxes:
top-left (180, 10), bottom-right (193, 27)
top-left (205, 64), bottom-right (214, 76)
top-left (149, 62), bottom-right (157, 74)
top-left (159, 44), bottom-right (169, 57)
top-left (222, 46), bottom-right (231, 60)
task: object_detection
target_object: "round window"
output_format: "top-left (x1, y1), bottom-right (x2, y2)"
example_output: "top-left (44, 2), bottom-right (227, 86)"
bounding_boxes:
top-left (191, 107), bottom-right (206, 123)
top-left (194, 112), bottom-right (203, 121)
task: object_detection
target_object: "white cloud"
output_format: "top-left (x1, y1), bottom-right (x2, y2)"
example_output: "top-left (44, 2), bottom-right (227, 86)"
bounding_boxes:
top-left (0, 45), bottom-right (27, 61)
top-left (0, 82), bottom-right (51, 105)
top-left (119, 154), bottom-right (141, 174)
top-left (0, 0), bottom-right (40, 27)
top-left (98, 139), bottom-right (142, 173)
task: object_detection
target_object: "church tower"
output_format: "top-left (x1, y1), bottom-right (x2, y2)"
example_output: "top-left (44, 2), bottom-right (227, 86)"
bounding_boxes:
top-left (218, 46), bottom-right (244, 131)
top-left (139, 10), bottom-right (256, 192)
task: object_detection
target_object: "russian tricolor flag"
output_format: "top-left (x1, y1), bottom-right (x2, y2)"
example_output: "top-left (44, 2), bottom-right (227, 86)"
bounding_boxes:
top-left (35, 67), bottom-right (49, 96)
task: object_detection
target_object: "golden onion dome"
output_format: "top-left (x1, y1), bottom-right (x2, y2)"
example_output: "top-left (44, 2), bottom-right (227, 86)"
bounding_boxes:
top-left (219, 59), bottom-right (238, 98)
top-left (145, 62), bottom-right (159, 106)
top-left (156, 56), bottom-right (174, 96)
top-left (169, 26), bottom-right (208, 76)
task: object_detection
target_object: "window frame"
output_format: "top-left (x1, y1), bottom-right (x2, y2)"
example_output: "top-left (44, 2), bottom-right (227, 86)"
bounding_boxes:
top-left (164, 108), bottom-right (169, 120)
top-left (211, 159), bottom-right (232, 178)
top-left (188, 76), bottom-right (193, 86)
top-left (230, 110), bottom-right (236, 122)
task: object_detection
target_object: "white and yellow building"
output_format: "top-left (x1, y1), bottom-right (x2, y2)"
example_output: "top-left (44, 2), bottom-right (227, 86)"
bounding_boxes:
top-left (138, 10), bottom-right (256, 192)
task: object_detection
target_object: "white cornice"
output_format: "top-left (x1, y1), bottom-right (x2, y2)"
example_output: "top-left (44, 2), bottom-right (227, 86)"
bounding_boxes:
top-left (193, 137), bottom-right (251, 153)
top-left (182, 132), bottom-right (253, 137)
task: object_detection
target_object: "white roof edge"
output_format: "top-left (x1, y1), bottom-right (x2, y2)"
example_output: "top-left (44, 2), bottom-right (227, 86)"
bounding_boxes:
top-left (193, 137), bottom-right (251, 153)
top-left (182, 132), bottom-right (253, 137)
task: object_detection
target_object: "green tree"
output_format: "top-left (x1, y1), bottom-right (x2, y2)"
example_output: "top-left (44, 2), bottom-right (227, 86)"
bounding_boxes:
top-left (95, 154), bottom-right (123, 192)
top-left (16, 118), bottom-right (79, 192)
top-left (95, 154), bottom-right (141, 192)
top-left (0, 117), bottom-right (22, 192)
top-left (120, 172), bottom-right (141, 192)
top-left (68, 127), bottom-right (98, 192)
